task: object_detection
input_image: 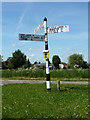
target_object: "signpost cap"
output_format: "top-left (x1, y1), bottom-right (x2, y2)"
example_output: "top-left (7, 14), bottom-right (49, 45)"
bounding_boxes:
top-left (44, 17), bottom-right (47, 21)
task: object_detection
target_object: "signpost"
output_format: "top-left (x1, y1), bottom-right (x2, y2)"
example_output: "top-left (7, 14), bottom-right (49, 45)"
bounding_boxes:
top-left (47, 25), bottom-right (69, 33)
top-left (34, 22), bottom-right (44, 34)
top-left (19, 34), bottom-right (45, 41)
top-left (19, 17), bottom-right (69, 90)
top-left (43, 18), bottom-right (51, 90)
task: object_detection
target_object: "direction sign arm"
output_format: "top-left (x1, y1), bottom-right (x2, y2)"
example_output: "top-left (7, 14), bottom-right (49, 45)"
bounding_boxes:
top-left (19, 34), bottom-right (45, 41)
top-left (34, 22), bottom-right (44, 34)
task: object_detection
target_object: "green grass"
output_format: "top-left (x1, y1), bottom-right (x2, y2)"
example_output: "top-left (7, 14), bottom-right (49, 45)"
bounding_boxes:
top-left (1, 69), bottom-right (89, 80)
top-left (2, 83), bottom-right (89, 119)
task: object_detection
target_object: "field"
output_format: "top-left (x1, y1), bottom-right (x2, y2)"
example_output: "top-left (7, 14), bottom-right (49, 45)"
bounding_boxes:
top-left (1, 69), bottom-right (89, 81)
top-left (2, 83), bottom-right (89, 119)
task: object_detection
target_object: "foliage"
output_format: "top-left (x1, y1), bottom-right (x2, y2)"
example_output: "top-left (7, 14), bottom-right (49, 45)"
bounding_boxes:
top-left (82, 61), bottom-right (89, 69)
top-left (52, 55), bottom-right (61, 69)
top-left (0, 55), bottom-right (2, 68)
top-left (34, 61), bottom-right (38, 64)
top-left (7, 62), bottom-right (14, 69)
top-left (2, 84), bottom-right (89, 119)
top-left (23, 59), bottom-right (31, 69)
top-left (68, 54), bottom-right (84, 68)
top-left (37, 65), bottom-right (46, 70)
top-left (0, 55), bottom-right (2, 63)
top-left (2, 69), bottom-right (89, 79)
top-left (9, 50), bottom-right (26, 69)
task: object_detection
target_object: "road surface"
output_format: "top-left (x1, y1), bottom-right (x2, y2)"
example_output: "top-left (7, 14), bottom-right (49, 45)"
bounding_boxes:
top-left (0, 80), bottom-right (89, 85)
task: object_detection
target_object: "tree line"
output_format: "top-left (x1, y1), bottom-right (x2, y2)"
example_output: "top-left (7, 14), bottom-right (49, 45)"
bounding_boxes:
top-left (0, 49), bottom-right (89, 69)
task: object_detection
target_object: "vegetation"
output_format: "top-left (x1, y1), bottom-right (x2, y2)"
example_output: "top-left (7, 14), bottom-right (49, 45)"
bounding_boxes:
top-left (24, 59), bottom-right (31, 69)
top-left (1, 50), bottom-right (89, 70)
top-left (2, 50), bottom-right (31, 69)
top-left (0, 55), bottom-right (2, 68)
top-left (52, 55), bottom-right (61, 69)
top-left (9, 50), bottom-right (27, 69)
top-left (2, 69), bottom-right (89, 80)
top-left (0, 55), bottom-right (2, 63)
top-left (68, 54), bottom-right (84, 68)
top-left (2, 83), bottom-right (89, 119)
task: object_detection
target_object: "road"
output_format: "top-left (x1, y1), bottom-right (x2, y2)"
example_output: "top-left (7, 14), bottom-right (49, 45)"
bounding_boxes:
top-left (0, 80), bottom-right (89, 85)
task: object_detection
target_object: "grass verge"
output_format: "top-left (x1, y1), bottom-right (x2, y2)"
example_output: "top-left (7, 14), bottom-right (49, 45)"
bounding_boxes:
top-left (2, 83), bottom-right (89, 119)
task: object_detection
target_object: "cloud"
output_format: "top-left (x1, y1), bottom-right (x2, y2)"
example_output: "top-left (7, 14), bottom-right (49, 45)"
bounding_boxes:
top-left (26, 54), bottom-right (35, 61)
top-left (28, 54), bottom-right (35, 61)
top-left (66, 48), bottom-right (79, 51)
top-left (29, 48), bottom-right (32, 51)
top-left (29, 54), bottom-right (35, 57)
top-left (12, 43), bottom-right (24, 48)
top-left (16, 9), bottom-right (27, 32)
top-left (28, 47), bottom-right (43, 51)
top-left (12, 44), bottom-right (17, 47)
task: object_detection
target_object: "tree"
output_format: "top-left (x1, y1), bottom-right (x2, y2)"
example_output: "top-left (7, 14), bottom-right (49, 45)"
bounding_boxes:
top-left (24, 59), bottom-right (31, 68)
top-left (0, 55), bottom-right (2, 69)
top-left (82, 61), bottom-right (88, 69)
top-left (0, 55), bottom-right (2, 63)
top-left (52, 55), bottom-right (61, 69)
top-left (68, 54), bottom-right (84, 68)
top-left (34, 61), bottom-right (38, 64)
top-left (9, 49), bottom-right (26, 69)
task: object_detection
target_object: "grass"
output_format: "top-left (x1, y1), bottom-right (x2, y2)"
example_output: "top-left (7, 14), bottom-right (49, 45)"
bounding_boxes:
top-left (1, 69), bottom-right (89, 81)
top-left (2, 83), bottom-right (89, 119)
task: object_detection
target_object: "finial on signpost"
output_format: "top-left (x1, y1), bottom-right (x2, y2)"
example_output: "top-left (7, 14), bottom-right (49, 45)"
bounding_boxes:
top-left (44, 17), bottom-right (47, 21)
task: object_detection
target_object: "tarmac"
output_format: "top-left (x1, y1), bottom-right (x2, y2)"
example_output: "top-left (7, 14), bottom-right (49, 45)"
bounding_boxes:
top-left (0, 80), bottom-right (89, 85)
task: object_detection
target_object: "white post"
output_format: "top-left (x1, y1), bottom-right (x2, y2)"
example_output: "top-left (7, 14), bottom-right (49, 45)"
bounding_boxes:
top-left (44, 17), bottom-right (51, 90)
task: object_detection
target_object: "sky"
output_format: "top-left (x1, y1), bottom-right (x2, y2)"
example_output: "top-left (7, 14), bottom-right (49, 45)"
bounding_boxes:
top-left (2, 2), bottom-right (88, 64)
top-left (1, 0), bottom-right (89, 2)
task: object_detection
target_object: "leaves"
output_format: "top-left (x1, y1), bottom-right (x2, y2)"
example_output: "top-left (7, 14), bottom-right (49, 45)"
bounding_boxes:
top-left (52, 55), bottom-right (61, 69)
top-left (68, 54), bottom-right (84, 68)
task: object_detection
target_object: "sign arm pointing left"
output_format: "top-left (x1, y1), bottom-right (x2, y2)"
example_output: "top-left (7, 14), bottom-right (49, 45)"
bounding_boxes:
top-left (19, 34), bottom-right (45, 42)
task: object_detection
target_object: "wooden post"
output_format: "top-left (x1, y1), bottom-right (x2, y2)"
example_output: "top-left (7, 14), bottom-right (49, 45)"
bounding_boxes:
top-left (57, 80), bottom-right (60, 91)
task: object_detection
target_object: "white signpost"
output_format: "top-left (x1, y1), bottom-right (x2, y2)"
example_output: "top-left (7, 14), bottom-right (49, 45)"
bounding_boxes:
top-left (34, 22), bottom-right (44, 34)
top-left (19, 17), bottom-right (69, 91)
top-left (47, 25), bottom-right (69, 33)
top-left (19, 34), bottom-right (45, 41)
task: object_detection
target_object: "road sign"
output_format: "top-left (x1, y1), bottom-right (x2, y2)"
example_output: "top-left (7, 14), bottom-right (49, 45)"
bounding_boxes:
top-left (47, 25), bottom-right (69, 33)
top-left (43, 50), bottom-right (49, 59)
top-left (34, 22), bottom-right (44, 34)
top-left (19, 34), bottom-right (45, 41)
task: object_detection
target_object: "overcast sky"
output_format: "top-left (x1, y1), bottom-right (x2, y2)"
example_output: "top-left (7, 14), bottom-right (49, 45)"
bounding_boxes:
top-left (2, 2), bottom-right (88, 63)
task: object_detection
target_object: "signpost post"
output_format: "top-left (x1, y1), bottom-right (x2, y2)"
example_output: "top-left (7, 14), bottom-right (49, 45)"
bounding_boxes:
top-left (44, 17), bottom-right (51, 90)
top-left (19, 17), bottom-right (69, 90)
